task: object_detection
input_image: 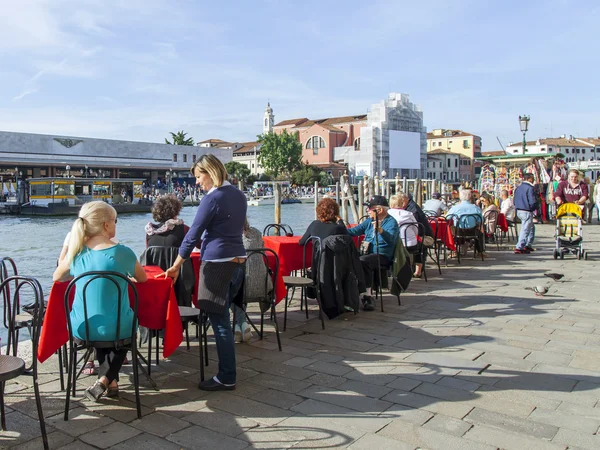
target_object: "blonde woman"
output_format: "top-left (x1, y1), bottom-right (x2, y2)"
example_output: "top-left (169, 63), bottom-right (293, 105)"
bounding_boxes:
top-left (159, 154), bottom-right (247, 391)
top-left (53, 201), bottom-right (148, 402)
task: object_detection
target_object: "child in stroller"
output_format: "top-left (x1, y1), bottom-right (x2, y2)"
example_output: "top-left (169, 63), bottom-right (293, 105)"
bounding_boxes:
top-left (554, 203), bottom-right (587, 260)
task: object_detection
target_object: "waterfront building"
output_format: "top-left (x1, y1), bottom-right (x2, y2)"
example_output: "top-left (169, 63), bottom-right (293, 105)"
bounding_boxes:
top-left (426, 150), bottom-right (470, 183)
top-left (0, 130), bottom-right (232, 184)
top-left (233, 142), bottom-right (264, 175)
top-left (275, 93), bottom-right (426, 180)
top-left (426, 129), bottom-right (482, 180)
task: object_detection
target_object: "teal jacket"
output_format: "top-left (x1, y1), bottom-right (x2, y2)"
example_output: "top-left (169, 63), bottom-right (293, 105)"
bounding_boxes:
top-left (348, 215), bottom-right (398, 260)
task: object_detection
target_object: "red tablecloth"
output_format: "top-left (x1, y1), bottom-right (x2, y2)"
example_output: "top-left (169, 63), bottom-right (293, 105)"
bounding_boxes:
top-left (190, 252), bottom-right (286, 305)
top-left (429, 218), bottom-right (456, 252)
top-left (37, 266), bottom-right (183, 363)
top-left (498, 213), bottom-right (509, 233)
top-left (263, 236), bottom-right (312, 277)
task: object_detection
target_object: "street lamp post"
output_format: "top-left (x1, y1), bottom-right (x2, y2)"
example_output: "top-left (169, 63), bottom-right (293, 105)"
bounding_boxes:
top-left (519, 115), bottom-right (530, 154)
top-left (381, 170), bottom-right (387, 197)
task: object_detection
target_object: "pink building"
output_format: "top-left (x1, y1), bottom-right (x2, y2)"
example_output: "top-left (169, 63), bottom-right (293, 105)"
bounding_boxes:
top-left (273, 115), bottom-right (367, 177)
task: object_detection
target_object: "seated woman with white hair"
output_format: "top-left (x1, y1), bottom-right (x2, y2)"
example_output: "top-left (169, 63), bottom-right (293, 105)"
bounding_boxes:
top-left (389, 193), bottom-right (424, 278)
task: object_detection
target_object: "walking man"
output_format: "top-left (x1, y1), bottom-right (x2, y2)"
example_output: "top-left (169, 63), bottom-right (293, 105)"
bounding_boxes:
top-left (513, 173), bottom-right (538, 254)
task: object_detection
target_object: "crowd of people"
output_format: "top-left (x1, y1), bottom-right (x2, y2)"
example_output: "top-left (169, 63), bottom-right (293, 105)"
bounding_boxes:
top-left (50, 155), bottom-right (596, 401)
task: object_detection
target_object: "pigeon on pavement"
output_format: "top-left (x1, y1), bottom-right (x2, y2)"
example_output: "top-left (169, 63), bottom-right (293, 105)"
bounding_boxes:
top-left (544, 273), bottom-right (564, 281)
top-left (525, 285), bottom-right (549, 296)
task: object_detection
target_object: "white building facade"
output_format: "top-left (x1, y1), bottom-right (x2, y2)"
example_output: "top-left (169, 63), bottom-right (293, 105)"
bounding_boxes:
top-left (334, 92), bottom-right (426, 180)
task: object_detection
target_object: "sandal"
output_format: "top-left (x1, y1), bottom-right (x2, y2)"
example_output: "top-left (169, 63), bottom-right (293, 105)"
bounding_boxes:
top-left (106, 384), bottom-right (119, 398)
top-left (83, 361), bottom-right (96, 375)
top-left (84, 380), bottom-right (107, 402)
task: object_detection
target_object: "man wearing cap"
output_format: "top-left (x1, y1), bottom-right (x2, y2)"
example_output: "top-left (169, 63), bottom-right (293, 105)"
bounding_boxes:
top-left (422, 193), bottom-right (447, 217)
top-left (347, 195), bottom-right (399, 311)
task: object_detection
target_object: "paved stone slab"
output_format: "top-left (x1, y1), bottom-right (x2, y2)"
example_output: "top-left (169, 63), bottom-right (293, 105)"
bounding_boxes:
top-left (297, 385), bottom-right (393, 413)
top-left (422, 413), bottom-right (472, 436)
top-left (181, 407), bottom-right (260, 437)
top-left (47, 407), bottom-right (114, 437)
top-left (377, 419), bottom-right (497, 450)
top-left (347, 432), bottom-right (415, 450)
top-left (79, 421), bottom-right (141, 448)
top-left (290, 399), bottom-right (392, 433)
top-left (337, 380), bottom-right (393, 399)
top-left (464, 424), bottom-right (567, 450)
top-left (110, 433), bottom-right (185, 450)
top-left (529, 407), bottom-right (600, 433)
top-left (129, 411), bottom-right (190, 437)
top-left (552, 427), bottom-right (600, 449)
top-left (167, 425), bottom-right (249, 450)
top-left (464, 407), bottom-right (559, 440)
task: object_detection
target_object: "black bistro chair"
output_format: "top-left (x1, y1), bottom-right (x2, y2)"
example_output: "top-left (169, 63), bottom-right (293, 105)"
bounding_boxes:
top-left (234, 248), bottom-right (282, 351)
top-left (0, 276), bottom-right (48, 449)
top-left (282, 236), bottom-right (325, 331)
top-left (263, 224), bottom-right (294, 237)
top-left (451, 214), bottom-right (485, 264)
top-left (63, 271), bottom-right (143, 420)
top-left (1, 258), bottom-right (35, 359)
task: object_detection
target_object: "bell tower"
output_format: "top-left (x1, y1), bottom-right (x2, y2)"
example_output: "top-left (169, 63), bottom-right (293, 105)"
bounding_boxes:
top-left (263, 102), bottom-right (274, 134)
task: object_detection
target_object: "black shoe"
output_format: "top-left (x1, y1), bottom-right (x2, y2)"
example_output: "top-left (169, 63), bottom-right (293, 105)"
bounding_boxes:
top-left (198, 377), bottom-right (235, 391)
top-left (525, 246), bottom-right (536, 252)
top-left (362, 295), bottom-right (375, 311)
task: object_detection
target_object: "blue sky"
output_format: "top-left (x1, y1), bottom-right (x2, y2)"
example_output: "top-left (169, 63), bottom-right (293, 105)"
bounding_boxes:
top-left (1, 0), bottom-right (598, 150)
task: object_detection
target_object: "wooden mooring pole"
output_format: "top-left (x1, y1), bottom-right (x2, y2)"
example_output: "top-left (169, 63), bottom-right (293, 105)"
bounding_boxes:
top-left (274, 183), bottom-right (281, 226)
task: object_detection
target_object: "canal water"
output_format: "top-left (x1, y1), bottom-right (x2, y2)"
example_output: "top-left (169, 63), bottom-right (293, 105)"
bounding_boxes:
top-left (1, 202), bottom-right (318, 299)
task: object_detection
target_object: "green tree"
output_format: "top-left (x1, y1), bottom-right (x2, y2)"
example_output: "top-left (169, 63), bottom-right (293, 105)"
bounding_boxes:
top-left (256, 130), bottom-right (303, 177)
top-left (165, 130), bottom-right (194, 146)
top-left (291, 164), bottom-right (321, 186)
top-left (224, 161), bottom-right (251, 183)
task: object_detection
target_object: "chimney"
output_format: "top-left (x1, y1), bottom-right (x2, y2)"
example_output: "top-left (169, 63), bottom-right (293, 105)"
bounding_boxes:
top-left (569, 135), bottom-right (573, 140)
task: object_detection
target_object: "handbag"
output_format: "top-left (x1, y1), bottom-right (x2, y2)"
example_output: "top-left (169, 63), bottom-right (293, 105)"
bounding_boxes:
top-left (422, 236), bottom-right (435, 247)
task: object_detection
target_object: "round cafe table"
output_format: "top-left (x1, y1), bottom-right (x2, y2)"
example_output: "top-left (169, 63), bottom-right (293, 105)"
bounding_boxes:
top-left (428, 217), bottom-right (456, 252)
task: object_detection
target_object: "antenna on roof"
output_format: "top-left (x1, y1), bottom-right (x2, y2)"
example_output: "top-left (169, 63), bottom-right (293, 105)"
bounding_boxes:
top-left (496, 136), bottom-right (505, 150)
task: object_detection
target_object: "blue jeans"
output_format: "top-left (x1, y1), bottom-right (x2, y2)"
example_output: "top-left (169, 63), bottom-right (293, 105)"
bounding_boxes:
top-left (206, 265), bottom-right (245, 385)
top-left (517, 210), bottom-right (535, 249)
top-left (231, 304), bottom-right (246, 328)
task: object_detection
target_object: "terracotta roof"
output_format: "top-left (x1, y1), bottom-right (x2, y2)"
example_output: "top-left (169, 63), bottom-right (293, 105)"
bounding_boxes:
top-left (311, 162), bottom-right (348, 169)
top-left (273, 118), bottom-right (308, 127)
top-left (233, 142), bottom-right (260, 155)
top-left (427, 149), bottom-right (462, 155)
top-left (196, 139), bottom-right (234, 147)
top-left (506, 138), bottom-right (593, 148)
top-left (427, 130), bottom-right (479, 140)
top-left (317, 124), bottom-right (346, 133)
top-left (577, 137), bottom-right (600, 146)
top-left (481, 150), bottom-right (507, 157)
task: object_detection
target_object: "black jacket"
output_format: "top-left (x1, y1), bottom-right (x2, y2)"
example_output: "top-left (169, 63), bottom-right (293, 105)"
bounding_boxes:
top-left (318, 235), bottom-right (366, 319)
top-left (406, 200), bottom-right (434, 237)
top-left (139, 246), bottom-right (195, 307)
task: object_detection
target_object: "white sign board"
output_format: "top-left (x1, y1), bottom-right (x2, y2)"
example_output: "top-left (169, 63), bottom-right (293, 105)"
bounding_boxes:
top-left (389, 130), bottom-right (421, 170)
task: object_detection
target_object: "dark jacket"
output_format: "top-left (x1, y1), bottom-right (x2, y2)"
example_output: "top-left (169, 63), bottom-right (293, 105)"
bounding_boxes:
top-left (139, 246), bottom-right (195, 307)
top-left (390, 239), bottom-right (413, 296)
top-left (146, 223), bottom-right (188, 248)
top-left (318, 235), bottom-right (366, 319)
top-left (406, 200), bottom-right (434, 237)
top-left (514, 181), bottom-right (538, 212)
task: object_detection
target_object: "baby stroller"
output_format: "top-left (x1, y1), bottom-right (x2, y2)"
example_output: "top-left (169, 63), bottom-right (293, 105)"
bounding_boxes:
top-left (553, 203), bottom-right (587, 260)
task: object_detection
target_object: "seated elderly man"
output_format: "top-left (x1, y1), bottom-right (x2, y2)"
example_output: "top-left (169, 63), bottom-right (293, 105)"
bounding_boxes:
top-left (422, 192), bottom-right (447, 216)
top-left (348, 195), bottom-right (398, 311)
top-left (446, 188), bottom-right (485, 254)
top-left (389, 194), bottom-right (424, 278)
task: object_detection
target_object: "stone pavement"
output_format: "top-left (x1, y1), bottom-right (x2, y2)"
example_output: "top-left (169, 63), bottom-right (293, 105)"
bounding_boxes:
top-left (2, 222), bottom-right (600, 449)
